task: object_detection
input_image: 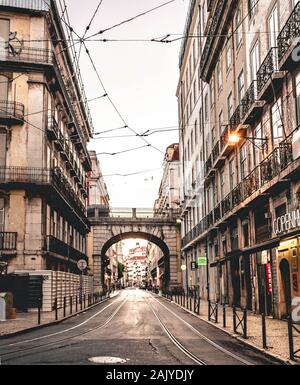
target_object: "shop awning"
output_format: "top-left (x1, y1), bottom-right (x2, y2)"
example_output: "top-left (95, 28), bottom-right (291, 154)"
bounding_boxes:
top-left (242, 238), bottom-right (280, 255)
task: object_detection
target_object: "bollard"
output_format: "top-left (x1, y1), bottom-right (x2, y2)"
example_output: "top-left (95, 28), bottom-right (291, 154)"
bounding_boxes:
top-left (243, 309), bottom-right (247, 339)
top-left (215, 302), bottom-right (219, 324)
top-left (63, 297), bottom-right (66, 318)
top-left (76, 296), bottom-right (78, 313)
top-left (208, 300), bottom-right (211, 321)
top-left (38, 300), bottom-right (41, 325)
top-left (262, 313), bottom-right (267, 349)
top-left (190, 296), bottom-right (192, 311)
top-left (70, 296), bottom-right (73, 315)
top-left (55, 298), bottom-right (58, 321)
top-left (80, 294), bottom-right (83, 311)
top-left (288, 316), bottom-right (295, 361)
top-left (84, 294), bottom-right (86, 309)
top-left (223, 304), bottom-right (226, 328)
top-left (233, 306), bottom-right (237, 332)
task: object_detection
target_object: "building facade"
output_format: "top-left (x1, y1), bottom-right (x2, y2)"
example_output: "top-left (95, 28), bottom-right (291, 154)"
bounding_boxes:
top-left (125, 244), bottom-right (148, 287)
top-left (178, 0), bottom-right (300, 319)
top-left (0, 0), bottom-right (92, 275)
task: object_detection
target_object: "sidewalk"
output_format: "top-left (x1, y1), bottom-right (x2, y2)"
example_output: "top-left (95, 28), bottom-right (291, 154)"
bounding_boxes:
top-left (0, 292), bottom-right (119, 338)
top-left (167, 295), bottom-right (300, 364)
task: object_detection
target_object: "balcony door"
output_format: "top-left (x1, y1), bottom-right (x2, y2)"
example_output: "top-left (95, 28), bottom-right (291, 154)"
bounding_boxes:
top-left (0, 19), bottom-right (9, 57)
top-left (0, 198), bottom-right (4, 232)
top-left (268, 5), bottom-right (279, 49)
top-left (0, 75), bottom-right (8, 102)
top-left (0, 128), bottom-right (7, 167)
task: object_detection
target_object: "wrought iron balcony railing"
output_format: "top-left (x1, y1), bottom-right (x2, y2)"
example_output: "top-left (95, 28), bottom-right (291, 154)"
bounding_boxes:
top-left (182, 134), bottom-right (295, 248)
top-left (0, 45), bottom-right (53, 66)
top-left (45, 235), bottom-right (88, 263)
top-left (0, 100), bottom-right (24, 123)
top-left (240, 81), bottom-right (261, 122)
top-left (0, 232), bottom-right (17, 251)
top-left (230, 105), bottom-right (241, 128)
top-left (257, 47), bottom-right (279, 96)
top-left (277, 1), bottom-right (300, 65)
top-left (0, 167), bottom-right (87, 218)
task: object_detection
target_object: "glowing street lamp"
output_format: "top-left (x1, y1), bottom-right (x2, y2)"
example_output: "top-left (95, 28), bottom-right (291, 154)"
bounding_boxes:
top-left (227, 132), bottom-right (268, 150)
top-left (228, 133), bottom-right (241, 145)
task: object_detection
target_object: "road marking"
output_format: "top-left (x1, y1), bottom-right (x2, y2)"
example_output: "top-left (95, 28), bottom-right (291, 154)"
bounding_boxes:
top-left (150, 294), bottom-right (253, 366)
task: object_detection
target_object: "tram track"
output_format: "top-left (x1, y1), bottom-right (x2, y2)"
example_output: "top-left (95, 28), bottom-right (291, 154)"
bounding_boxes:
top-left (148, 294), bottom-right (254, 366)
top-left (0, 296), bottom-right (128, 362)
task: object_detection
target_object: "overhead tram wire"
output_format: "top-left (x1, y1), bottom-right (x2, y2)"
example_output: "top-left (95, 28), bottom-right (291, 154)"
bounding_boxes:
top-left (82, 41), bottom-right (164, 155)
top-left (85, 0), bottom-right (176, 40)
top-left (97, 144), bottom-right (151, 156)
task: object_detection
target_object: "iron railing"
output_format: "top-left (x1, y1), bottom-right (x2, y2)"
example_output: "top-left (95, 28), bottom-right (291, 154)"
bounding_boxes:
top-left (0, 167), bottom-right (86, 217)
top-left (0, 232), bottom-right (17, 250)
top-left (240, 81), bottom-right (259, 121)
top-left (45, 235), bottom-right (88, 262)
top-left (0, 100), bottom-right (24, 121)
top-left (277, 1), bottom-right (300, 64)
top-left (230, 105), bottom-right (241, 128)
top-left (0, 45), bottom-right (53, 65)
top-left (182, 135), bottom-right (294, 247)
top-left (257, 47), bottom-right (279, 96)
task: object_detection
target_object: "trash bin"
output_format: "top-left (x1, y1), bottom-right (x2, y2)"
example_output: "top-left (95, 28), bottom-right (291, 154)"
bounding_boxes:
top-left (0, 292), bottom-right (14, 321)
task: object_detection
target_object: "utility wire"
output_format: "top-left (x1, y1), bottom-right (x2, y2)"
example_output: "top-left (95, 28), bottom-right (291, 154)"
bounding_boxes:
top-left (85, 0), bottom-right (176, 39)
top-left (97, 144), bottom-right (151, 156)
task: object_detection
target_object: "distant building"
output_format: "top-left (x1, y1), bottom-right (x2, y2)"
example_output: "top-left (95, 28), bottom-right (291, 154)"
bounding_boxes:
top-left (126, 244), bottom-right (148, 287)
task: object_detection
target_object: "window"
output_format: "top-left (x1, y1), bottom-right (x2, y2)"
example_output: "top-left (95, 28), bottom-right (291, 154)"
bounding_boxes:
top-left (217, 60), bottom-right (222, 91)
top-left (212, 126), bottom-right (216, 148)
top-left (226, 41), bottom-right (232, 71)
top-left (0, 128), bottom-right (7, 167)
top-left (0, 18), bottom-right (9, 52)
top-left (194, 120), bottom-right (198, 145)
top-left (271, 98), bottom-right (283, 146)
top-left (210, 78), bottom-right (215, 108)
top-left (295, 72), bottom-right (300, 125)
top-left (248, 0), bottom-right (258, 18)
top-left (250, 41), bottom-right (260, 81)
top-left (220, 168), bottom-right (225, 200)
top-left (240, 143), bottom-right (247, 180)
top-left (229, 159), bottom-right (236, 190)
top-left (0, 198), bottom-right (4, 232)
top-left (253, 123), bottom-right (262, 167)
top-left (237, 70), bottom-right (245, 103)
top-left (227, 92), bottom-right (233, 121)
top-left (236, 8), bottom-right (242, 48)
top-left (204, 93), bottom-right (209, 121)
top-left (268, 4), bottom-right (279, 49)
top-left (218, 110), bottom-right (224, 136)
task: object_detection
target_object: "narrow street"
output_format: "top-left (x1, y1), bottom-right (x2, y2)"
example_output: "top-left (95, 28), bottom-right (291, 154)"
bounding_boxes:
top-left (0, 290), bottom-right (279, 366)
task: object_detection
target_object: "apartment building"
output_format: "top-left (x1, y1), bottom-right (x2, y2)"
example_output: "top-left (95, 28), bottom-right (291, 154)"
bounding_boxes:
top-left (0, 1), bottom-right (92, 275)
top-left (178, 0), bottom-right (300, 319)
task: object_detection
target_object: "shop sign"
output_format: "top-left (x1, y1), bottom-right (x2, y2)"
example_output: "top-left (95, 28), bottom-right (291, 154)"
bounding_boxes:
top-left (197, 257), bottom-right (207, 266)
top-left (191, 261), bottom-right (198, 271)
top-left (266, 263), bottom-right (272, 294)
top-left (273, 209), bottom-right (300, 235)
top-left (261, 250), bottom-right (269, 265)
top-left (293, 273), bottom-right (299, 293)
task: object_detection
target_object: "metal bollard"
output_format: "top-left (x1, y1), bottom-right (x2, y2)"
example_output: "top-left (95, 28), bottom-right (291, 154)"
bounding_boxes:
top-left (215, 302), bottom-right (219, 324)
top-left (38, 300), bottom-right (41, 325)
top-left (208, 300), bottom-right (211, 321)
top-left (76, 296), bottom-right (78, 313)
top-left (84, 294), bottom-right (86, 309)
top-left (70, 296), bottom-right (73, 315)
top-left (243, 309), bottom-right (247, 339)
top-left (223, 304), bottom-right (226, 328)
top-left (80, 294), bottom-right (83, 311)
top-left (55, 298), bottom-right (58, 321)
top-left (233, 306), bottom-right (237, 332)
top-left (262, 313), bottom-right (267, 349)
top-left (63, 297), bottom-right (66, 318)
top-left (288, 316), bottom-right (295, 361)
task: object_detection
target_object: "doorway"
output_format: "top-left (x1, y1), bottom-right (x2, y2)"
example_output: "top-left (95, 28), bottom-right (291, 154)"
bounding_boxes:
top-left (279, 258), bottom-right (292, 318)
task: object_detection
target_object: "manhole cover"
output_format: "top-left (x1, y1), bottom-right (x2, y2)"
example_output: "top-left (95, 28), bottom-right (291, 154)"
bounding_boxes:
top-left (88, 356), bottom-right (128, 364)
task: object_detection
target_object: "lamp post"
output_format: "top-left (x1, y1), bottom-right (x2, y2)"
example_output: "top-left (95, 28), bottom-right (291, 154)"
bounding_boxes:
top-left (228, 133), bottom-right (268, 150)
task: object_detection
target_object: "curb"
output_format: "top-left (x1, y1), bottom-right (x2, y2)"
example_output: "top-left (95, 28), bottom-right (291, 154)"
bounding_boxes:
top-left (0, 292), bottom-right (120, 340)
top-left (157, 294), bottom-right (295, 366)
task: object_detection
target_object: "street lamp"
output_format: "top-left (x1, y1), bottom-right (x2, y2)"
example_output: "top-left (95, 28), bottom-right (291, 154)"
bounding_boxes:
top-left (228, 132), bottom-right (268, 150)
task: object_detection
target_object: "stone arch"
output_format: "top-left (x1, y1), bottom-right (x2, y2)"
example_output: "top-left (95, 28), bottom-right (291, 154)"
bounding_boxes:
top-left (100, 231), bottom-right (170, 291)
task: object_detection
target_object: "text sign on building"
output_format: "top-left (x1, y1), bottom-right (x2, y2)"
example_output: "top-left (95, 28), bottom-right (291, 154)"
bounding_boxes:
top-left (273, 209), bottom-right (300, 235)
top-left (191, 262), bottom-right (198, 271)
top-left (266, 263), bottom-right (272, 294)
top-left (197, 257), bottom-right (207, 266)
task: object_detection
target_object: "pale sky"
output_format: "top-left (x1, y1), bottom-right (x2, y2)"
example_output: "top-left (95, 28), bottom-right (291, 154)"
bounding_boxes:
top-left (64, 0), bottom-right (189, 208)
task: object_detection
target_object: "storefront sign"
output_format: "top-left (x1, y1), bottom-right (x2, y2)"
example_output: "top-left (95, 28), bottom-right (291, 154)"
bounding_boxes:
top-left (197, 257), bottom-right (207, 266)
top-left (266, 263), bottom-right (273, 294)
top-left (191, 262), bottom-right (198, 271)
top-left (273, 209), bottom-right (300, 235)
top-left (293, 273), bottom-right (299, 293)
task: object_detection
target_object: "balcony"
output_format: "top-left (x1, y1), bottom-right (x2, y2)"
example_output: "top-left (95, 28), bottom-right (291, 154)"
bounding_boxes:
top-left (0, 167), bottom-right (87, 220)
top-left (0, 100), bottom-right (24, 125)
top-left (45, 235), bottom-right (88, 263)
top-left (277, 1), bottom-right (300, 71)
top-left (182, 135), bottom-right (294, 249)
top-left (47, 116), bottom-right (59, 140)
top-left (240, 81), bottom-right (265, 125)
top-left (0, 232), bottom-right (17, 252)
top-left (257, 47), bottom-right (285, 100)
top-left (0, 45), bottom-right (53, 67)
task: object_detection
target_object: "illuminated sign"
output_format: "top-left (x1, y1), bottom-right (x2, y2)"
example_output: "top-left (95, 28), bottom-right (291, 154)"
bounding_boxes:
top-left (197, 257), bottom-right (207, 266)
top-left (273, 209), bottom-right (300, 235)
top-left (266, 263), bottom-right (272, 294)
